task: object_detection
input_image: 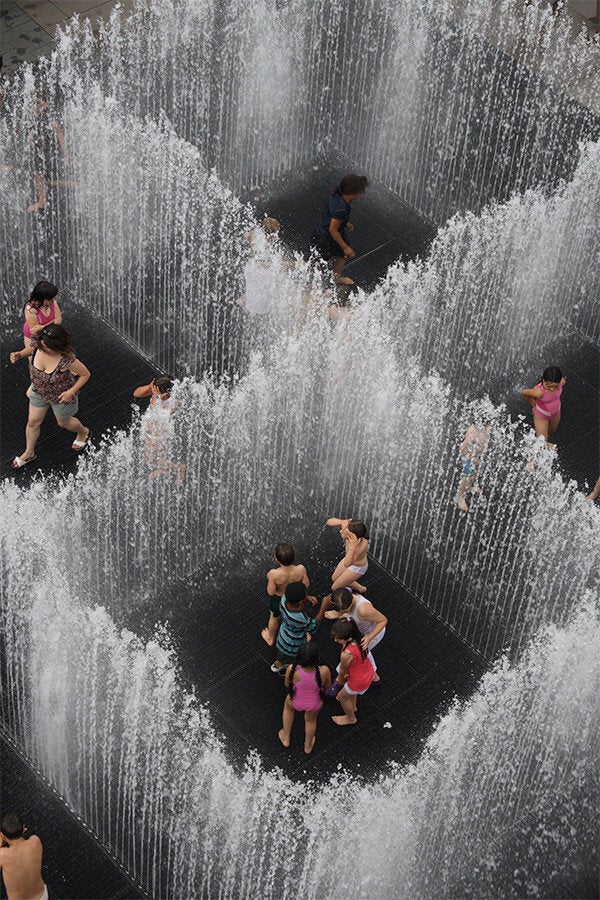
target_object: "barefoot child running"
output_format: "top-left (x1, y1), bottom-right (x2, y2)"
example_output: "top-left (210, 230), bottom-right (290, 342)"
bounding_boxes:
top-left (326, 516), bottom-right (369, 592)
top-left (278, 643), bottom-right (331, 754)
top-left (522, 366), bottom-right (566, 450)
top-left (326, 618), bottom-right (374, 726)
top-left (262, 543), bottom-right (310, 646)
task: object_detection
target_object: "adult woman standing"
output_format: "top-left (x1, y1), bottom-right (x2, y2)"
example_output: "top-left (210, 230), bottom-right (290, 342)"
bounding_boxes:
top-left (10, 324), bottom-right (91, 468)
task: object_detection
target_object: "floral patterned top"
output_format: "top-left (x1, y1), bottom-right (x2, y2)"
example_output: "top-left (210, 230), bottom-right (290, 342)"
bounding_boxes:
top-left (28, 342), bottom-right (77, 403)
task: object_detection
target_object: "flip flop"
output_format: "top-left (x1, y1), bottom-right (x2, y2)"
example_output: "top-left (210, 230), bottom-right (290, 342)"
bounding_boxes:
top-left (12, 454), bottom-right (37, 469)
top-left (71, 430), bottom-right (92, 452)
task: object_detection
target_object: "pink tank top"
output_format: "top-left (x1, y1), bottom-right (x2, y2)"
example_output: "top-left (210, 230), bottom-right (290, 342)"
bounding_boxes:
top-left (291, 667), bottom-right (323, 712)
top-left (534, 382), bottom-right (562, 419)
top-left (23, 302), bottom-right (56, 339)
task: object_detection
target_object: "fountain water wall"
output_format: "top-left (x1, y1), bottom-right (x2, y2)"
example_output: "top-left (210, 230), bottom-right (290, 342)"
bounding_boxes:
top-left (1, 514), bottom-right (598, 896)
top-left (53, 0), bottom-right (600, 216)
top-left (1, 0), bottom-right (599, 895)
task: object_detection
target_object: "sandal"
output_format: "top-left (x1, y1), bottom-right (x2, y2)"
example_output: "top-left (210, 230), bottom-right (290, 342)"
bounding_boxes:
top-left (71, 429), bottom-right (92, 452)
top-left (12, 454), bottom-right (37, 469)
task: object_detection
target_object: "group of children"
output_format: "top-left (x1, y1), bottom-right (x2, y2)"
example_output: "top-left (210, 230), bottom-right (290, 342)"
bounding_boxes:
top-left (263, 518), bottom-right (388, 754)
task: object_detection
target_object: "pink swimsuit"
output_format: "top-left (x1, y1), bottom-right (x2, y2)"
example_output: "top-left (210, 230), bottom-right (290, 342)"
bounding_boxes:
top-left (23, 302), bottom-right (56, 339)
top-left (534, 382), bottom-right (562, 420)
top-left (291, 667), bottom-right (323, 713)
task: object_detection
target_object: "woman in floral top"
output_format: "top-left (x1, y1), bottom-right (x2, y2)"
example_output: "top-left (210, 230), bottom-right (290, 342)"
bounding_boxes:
top-left (9, 324), bottom-right (91, 468)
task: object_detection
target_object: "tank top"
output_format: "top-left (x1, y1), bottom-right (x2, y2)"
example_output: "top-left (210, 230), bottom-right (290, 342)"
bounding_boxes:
top-left (534, 382), bottom-right (562, 418)
top-left (29, 350), bottom-right (76, 402)
top-left (292, 667), bottom-right (322, 710)
top-left (344, 642), bottom-right (374, 693)
top-left (23, 301), bottom-right (55, 339)
top-left (343, 596), bottom-right (377, 637)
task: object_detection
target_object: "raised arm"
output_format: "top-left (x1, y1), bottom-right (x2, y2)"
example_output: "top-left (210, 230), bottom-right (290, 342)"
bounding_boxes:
top-left (133, 382), bottom-right (155, 398)
top-left (326, 516), bottom-right (350, 528)
top-left (10, 344), bottom-right (34, 364)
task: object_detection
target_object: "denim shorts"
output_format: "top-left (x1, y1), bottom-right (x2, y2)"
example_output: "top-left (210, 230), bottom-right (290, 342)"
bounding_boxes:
top-left (29, 388), bottom-right (79, 419)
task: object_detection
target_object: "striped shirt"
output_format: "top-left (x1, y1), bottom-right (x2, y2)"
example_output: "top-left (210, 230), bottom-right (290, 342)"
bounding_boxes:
top-left (275, 597), bottom-right (318, 661)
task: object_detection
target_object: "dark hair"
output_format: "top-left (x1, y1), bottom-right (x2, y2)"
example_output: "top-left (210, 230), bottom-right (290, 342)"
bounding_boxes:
top-left (153, 375), bottom-right (174, 395)
top-left (331, 617), bottom-right (366, 659)
top-left (38, 323), bottom-right (73, 356)
top-left (288, 642), bottom-right (323, 700)
top-left (334, 174), bottom-right (369, 196)
top-left (28, 280), bottom-right (58, 309)
top-left (330, 587), bottom-right (353, 612)
top-left (275, 543), bottom-right (294, 566)
top-left (348, 519), bottom-right (368, 540)
top-left (285, 581), bottom-right (307, 607)
top-left (1, 813), bottom-right (24, 840)
top-left (542, 366), bottom-right (562, 384)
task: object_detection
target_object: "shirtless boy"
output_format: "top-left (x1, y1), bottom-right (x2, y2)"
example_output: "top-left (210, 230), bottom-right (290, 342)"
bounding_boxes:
top-left (261, 543), bottom-right (310, 646)
top-left (0, 813), bottom-right (46, 900)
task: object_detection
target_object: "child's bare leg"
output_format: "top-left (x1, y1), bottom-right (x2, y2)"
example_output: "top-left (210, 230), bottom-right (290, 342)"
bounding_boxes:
top-left (457, 474), bottom-right (473, 511)
top-left (533, 414), bottom-right (551, 447)
top-left (261, 612), bottom-right (280, 647)
top-left (332, 567), bottom-right (362, 591)
top-left (304, 711), bottom-right (318, 754)
top-left (331, 560), bottom-right (347, 583)
top-left (279, 696), bottom-right (294, 747)
top-left (349, 580), bottom-right (367, 593)
top-left (332, 256), bottom-right (354, 286)
top-left (27, 172), bottom-right (46, 212)
top-left (332, 688), bottom-right (358, 726)
top-left (547, 412), bottom-right (560, 440)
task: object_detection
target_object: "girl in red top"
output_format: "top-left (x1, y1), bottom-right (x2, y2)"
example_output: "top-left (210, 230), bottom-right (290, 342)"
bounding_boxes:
top-left (278, 643), bottom-right (331, 755)
top-left (521, 365), bottom-right (566, 450)
top-left (327, 618), bottom-right (374, 726)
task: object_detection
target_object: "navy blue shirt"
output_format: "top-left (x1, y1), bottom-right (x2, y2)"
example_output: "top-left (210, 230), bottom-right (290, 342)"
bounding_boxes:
top-left (315, 192), bottom-right (352, 239)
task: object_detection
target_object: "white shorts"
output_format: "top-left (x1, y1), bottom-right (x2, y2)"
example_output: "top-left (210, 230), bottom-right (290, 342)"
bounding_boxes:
top-left (348, 563), bottom-right (368, 576)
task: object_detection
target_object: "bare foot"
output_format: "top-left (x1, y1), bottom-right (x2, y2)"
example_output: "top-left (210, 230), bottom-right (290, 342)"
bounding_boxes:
top-left (354, 584), bottom-right (367, 594)
top-left (27, 201), bottom-right (46, 212)
top-left (457, 496), bottom-right (469, 512)
top-left (332, 714), bottom-right (357, 726)
top-left (372, 673), bottom-right (380, 683)
top-left (261, 628), bottom-right (275, 647)
top-left (278, 729), bottom-right (290, 748)
top-left (304, 736), bottom-right (316, 755)
top-left (334, 275), bottom-right (354, 286)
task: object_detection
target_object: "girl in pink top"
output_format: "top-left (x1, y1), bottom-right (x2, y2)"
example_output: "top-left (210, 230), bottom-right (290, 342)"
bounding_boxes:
top-left (278, 643), bottom-right (331, 755)
top-left (22, 280), bottom-right (62, 350)
top-left (522, 365), bottom-right (566, 449)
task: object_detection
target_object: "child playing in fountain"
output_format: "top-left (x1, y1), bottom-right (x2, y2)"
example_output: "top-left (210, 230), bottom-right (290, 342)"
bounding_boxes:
top-left (456, 410), bottom-right (492, 512)
top-left (325, 618), bottom-right (374, 726)
top-left (307, 174), bottom-right (369, 287)
top-left (133, 376), bottom-right (185, 483)
top-left (0, 812), bottom-right (46, 900)
top-left (271, 581), bottom-right (326, 674)
top-left (21, 280), bottom-right (62, 352)
top-left (237, 217), bottom-right (282, 315)
top-left (521, 366), bottom-right (566, 450)
top-left (324, 587), bottom-right (386, 683)
top-left (278, 642), bottom-right (331, 754)
top-left (262, 543), bottom-right (310, 646)
top-left (326, 516), bottom-right (369, 592)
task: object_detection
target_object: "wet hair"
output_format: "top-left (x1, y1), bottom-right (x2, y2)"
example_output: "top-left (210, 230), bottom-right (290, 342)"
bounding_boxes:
top-left (28, 280), bottom-right (58, 309)
top-left (288, 642), bottom-right (323, 700)
top-left (542, 366), bottom-right (562, 384)
top-left (330, 587), bottom-right (353, 612)
top-left (37, 323), bottom-right (73, 356)
top-left (275, 543), bottom-right (294, 566)
top-left (348, 519), bottom-right (368, 540)
top-left (331, 617), bottom-right (366, 659)
top-left (153, 375), bottom-right (174, 395)
top-left (0, 813), bottom-right (24, 840)
top-left (285, 581), bottom-right (307, 607)
top-left (334, 174), bottom-right (369, 196)
top-left (262, 217), bottom-right (281, 235)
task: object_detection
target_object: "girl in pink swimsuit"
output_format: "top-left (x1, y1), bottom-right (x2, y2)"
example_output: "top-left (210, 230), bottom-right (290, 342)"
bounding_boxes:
top-left (522, 366), bottom-right (566, 449)
top-left (278, 643), bottom-right (331, 754)
top-left (22, 281), bottom-right (62, 350)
